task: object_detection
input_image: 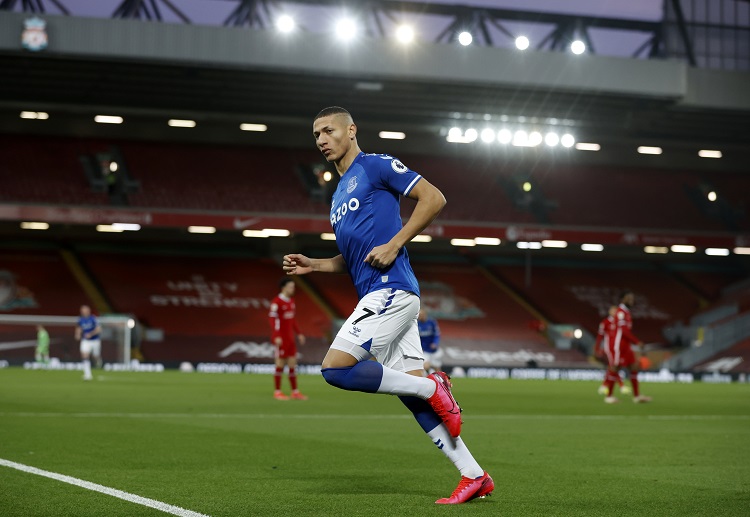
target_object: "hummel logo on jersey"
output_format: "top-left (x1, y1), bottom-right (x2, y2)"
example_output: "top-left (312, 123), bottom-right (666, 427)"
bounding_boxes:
top-left (330, 197), bottom-right (360, 227)
top-left (348, 326), bottom-right (362, 338)
top-left (346, 176), bottom-right (358, 193)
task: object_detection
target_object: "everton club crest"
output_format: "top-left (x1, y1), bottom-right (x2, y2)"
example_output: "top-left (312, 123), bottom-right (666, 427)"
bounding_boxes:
top-left (22, 17), bottom-right (48, 52)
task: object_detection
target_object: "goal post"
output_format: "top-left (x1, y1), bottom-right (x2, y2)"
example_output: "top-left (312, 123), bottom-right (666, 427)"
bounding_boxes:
top-left (0, 314), bottom-right (136, 366)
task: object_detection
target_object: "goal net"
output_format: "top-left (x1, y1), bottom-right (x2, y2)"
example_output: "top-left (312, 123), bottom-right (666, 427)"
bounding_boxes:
top-left (0, 314), bottom-right (136, 367)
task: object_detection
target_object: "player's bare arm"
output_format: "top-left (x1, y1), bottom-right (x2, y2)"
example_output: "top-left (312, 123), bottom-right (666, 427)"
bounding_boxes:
top-left (365, 179), bottom-right (446, 269)
top-left (283, 253), bottom-right (346, 275)
top-left (74, 327), bottom-right (81, 340)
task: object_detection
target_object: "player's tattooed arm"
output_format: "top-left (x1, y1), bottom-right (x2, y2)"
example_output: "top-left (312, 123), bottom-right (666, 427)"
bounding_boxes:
top-left (365, 179), bottom-right (446, 269)
top-left (283, 253), bottom-right (346, 274)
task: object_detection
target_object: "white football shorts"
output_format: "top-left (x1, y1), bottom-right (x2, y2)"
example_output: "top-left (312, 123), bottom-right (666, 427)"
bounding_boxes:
top-left (330, 288), bottom-right (424, 373)
top-left (80, 338), bottom-right (101, 357)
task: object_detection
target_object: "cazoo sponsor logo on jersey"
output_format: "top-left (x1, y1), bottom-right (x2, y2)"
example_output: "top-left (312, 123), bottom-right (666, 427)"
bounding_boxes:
top-left (330, 197), bottom-right (360, 227)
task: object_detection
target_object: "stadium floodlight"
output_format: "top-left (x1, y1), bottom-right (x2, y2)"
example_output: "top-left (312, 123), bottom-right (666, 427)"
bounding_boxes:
top-left (379, 131), bottom-right (406, 140)
top-left (395, 24), bottom-right (415, 44)
top-left (94, 115), bottom-right (123, 124)
top-left (96, 224), bottom-right (124, 233)
top-left (699, 150), bottom-right (722, 159)
top-left (275, 14), bottom-right (296, 33)
top-left (320, 233), bottom-right (336, 241)
top-left (243, 230), bottom-right (269, 238)
top-left (638, 146), bottom-right (662, 155)
top-left (458, 31), bottom-right (473, 46)
top-left (322, 171), bottom-right (333, 182)
top-left (188, 226), bottom-right (216, 234)
top-left (575, 142), bottom-right (600, 151)
top-left (544, 132), bottom-right (559, 147)
top-left (515, 36), bottom-right (530, 50)
top-left (109, 161), bottom-right (118, 172)
top-left (570, 40), bottom-right (586, 54)
top-left (497, 129), bottom-right (512, 144)
top-left (480, 128), bottom-right (495, 143)
top-left (522, 181), bottom-right (532, 192)
top-left (20, 222), bottom-right (49, 230)
top-left (528, 131), bottom-right (543, 147)
top-left (474, 237), bottom-right (501, 245)
top-left (411, 235), bottom-right (433, 242)
top-left (581, 243), bottom-right (604, 252)
top-left (263, 228), bottom-right (291, 237)
top-left (20, 111), bottom-right (48, 119)
top-left (573, 328), bottom-right (583, 339)
top-left (512, 130), bottom-right (528, 146)
top-left (517, 242), bottom-right (542, 249)
top-left (111, 223), bottom-right (141, 231)
top-left (705, 248), bottom-right (730, 256)
top-left (707, 191), bottom-right (717, 202)
top-left (450, 238), bottom-right (476, 247)
top-left (335, 18), bottom-right (357, 41)
top-left (168, 119), bottom-right (196, 128)
top-left (448, 127), bottom-right (462, 140)
top-left (670, 244), bottom-right (696, 253)
top-left (560, 134), bottom-right (575, 148)
top-left (644, 246), bottom-right (669, 254)
top-left (542, 240), bottom-right (567, 248)
top-left (240, 123), bottom-right (267, 132)
top-left (733, 247), bottom-right (750, 255)
top-left (464, 128), bottom-right (478, 142)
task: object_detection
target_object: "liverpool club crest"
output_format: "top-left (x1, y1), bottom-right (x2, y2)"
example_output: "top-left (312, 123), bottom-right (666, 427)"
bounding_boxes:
top-left (22, 17), bottom-right (48, 52)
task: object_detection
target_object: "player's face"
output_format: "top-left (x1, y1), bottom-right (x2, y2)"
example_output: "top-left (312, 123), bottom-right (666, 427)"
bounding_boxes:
top-left (80, 305), bottom-right (90, 317)
top-left (282, 281), bottom-right (295, 297)
top-left (623, 293), bottom-right (634, 307)
top-left (313, 115), bottom-right (354, 164)
top-left (418, 309), bottom-right (427, 321)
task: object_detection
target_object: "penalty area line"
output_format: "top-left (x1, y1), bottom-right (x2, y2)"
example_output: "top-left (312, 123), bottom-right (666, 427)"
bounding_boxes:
top-left (0, 458), bottom-right (210, 517)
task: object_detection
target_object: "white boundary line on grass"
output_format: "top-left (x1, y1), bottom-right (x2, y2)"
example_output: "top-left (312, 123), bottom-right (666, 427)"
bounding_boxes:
top-left (0, 458), bottom-right (210, 517)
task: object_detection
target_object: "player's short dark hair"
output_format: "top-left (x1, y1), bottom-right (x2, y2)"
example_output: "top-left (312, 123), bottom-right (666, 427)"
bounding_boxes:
top-left (314, 106), bottom-right (352, 121)
top-left (619, 289), bottom-right (634, 301)
top-left (279, 277), bottom-right (295, 290)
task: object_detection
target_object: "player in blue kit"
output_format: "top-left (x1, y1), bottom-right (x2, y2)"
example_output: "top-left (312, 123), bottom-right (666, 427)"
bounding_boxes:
top-left (283, 107), bottom-right (493, 504)
top-left (75, 305), bottom-right (101, 381)
top-left (418, 309), bottom-right (442, 374)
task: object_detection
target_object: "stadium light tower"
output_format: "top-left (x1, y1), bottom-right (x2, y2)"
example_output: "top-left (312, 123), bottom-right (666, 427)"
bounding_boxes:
top-left (335, 17), bottom-right (357, 42)
top-left (395, 24), bottom-right (415, 44)
top-left (571, 40), bottom-right (586, 54)
top-left (275, 14), bottom-right (296, 33)
top-left (515, 36), bottom-right (530, 50)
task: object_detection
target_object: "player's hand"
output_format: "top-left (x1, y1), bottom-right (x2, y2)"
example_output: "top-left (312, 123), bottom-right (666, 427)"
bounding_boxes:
top-left (283, 254), bottom-right (313, 275)
top-left (364, 243), bottom-right (399, 269)
top-left (298, 334), bottom-right (306, 346)
top-left (273, 337), bottom-right (282, 347)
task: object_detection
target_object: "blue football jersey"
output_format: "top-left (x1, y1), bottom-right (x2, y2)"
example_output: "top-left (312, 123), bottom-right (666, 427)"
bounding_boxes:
top-left (330, 152), bottom-right (422, 300)
top-left (418, 318), bottom-right (441, 353)
top-left (78, 315), bottom-right (100, 340)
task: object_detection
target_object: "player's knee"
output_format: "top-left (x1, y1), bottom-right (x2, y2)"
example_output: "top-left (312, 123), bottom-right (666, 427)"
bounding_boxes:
top-left (321, 366), bottom-right (353, 389)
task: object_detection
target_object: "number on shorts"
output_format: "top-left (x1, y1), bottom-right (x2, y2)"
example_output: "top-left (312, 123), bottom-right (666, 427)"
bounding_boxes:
top-left (352, 308), bottom-right (375, 325)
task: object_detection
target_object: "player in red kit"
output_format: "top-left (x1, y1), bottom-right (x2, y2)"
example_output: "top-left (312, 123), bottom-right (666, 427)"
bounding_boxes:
top-left (269, 278), bottom-right (307, 400)
top-left (604, 291), bottom-right (652, 404)
top-left (595, 306), bottom-right (628, 396)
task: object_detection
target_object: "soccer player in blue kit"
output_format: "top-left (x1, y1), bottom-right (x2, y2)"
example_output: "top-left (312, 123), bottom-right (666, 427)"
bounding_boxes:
top-left (75, 304), bottom-right (101, 381)
top-left (283, 107), bottom-right (493, 504)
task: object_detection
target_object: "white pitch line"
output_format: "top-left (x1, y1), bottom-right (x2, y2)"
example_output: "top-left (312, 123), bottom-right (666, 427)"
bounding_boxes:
top-left (1, 412), bottom-right (748, 421)
top-left (0, 458), bottom-right (210, 517)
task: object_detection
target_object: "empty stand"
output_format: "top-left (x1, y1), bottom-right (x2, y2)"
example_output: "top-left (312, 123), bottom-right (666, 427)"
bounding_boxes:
top-left (489, 260), bottom-right (705, 345)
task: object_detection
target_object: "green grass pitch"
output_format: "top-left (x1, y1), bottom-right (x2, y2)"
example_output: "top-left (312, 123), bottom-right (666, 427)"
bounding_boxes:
top-left (1, 368), bottom-right (749, 516)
